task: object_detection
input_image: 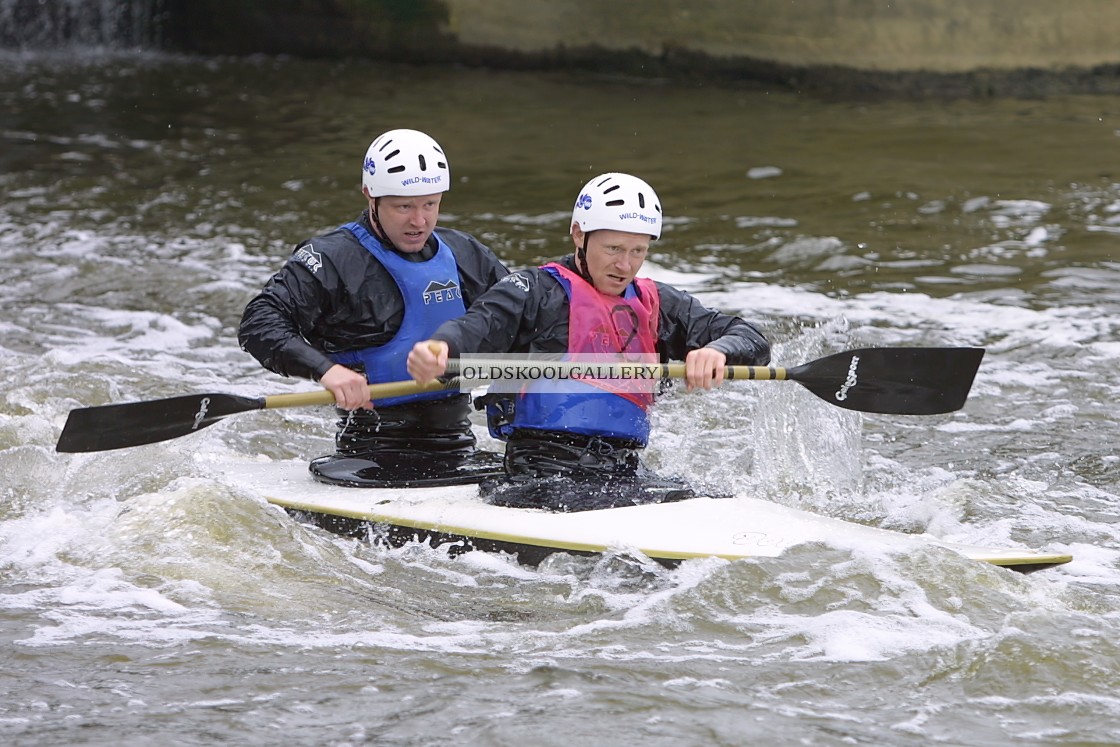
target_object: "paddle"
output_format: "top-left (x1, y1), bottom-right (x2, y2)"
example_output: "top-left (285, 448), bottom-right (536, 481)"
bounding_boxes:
top-left (56, 346), bottom-right (983, 453)
top-left (444, 346), bottom-right (986, 416)
top-left (55, 378), bottom-right (462, 453)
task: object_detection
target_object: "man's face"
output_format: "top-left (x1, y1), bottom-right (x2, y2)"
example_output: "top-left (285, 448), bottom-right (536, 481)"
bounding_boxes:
top-left (572, 226), bottom-right (650, 295)
top-left (373, 193), bottom-right (442, 253)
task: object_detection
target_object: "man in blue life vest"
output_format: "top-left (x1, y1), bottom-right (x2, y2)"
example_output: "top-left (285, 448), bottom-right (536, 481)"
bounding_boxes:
top-left (405, 173), bottom-right (770, 510)
top-left (239, 129), bottom-right (509, 487)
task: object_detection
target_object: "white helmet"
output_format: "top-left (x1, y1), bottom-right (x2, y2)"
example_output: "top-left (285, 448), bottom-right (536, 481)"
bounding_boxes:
top-left (571, 172), bottom-right (662, 239)
top-left (361, 129), bottom-right (450, 197)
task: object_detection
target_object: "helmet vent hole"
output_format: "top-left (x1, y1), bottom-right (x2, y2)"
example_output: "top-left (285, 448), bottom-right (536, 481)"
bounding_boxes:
top-left (603, 184), bottom-right (620, 194)
top-left (387, 165), bottom-right (405, 173)
top-left (418, 154), bottom-right (428, 171)
top-left (605, 199), bottom-right (624, 207)
top-left (384, 148), bottom-right (401, 161)
top-left (638, 194), bottom-right (646, 208)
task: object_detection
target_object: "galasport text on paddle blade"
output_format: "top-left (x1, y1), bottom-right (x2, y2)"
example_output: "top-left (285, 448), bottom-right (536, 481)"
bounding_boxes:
top-left (55, 393), bottom-right (266, 453)
top-left (54, 379), bottom-right (462, 453)
top-left (764, 346), bottom-right (986, 416)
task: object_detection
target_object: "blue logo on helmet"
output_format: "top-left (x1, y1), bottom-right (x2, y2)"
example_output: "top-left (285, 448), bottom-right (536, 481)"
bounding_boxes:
top-left (363, 156), bottom-right (377, 175)
top-left (576, 193), bottom-right (593, 210)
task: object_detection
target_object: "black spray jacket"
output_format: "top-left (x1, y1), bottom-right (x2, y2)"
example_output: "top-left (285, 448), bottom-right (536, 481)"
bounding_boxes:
top-left (239, 211), bottom-right (509, 382)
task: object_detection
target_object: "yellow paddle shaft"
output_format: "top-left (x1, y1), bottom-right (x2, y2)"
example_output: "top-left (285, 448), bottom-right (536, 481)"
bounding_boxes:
top-left (260, 379), bottom-right (458, 410)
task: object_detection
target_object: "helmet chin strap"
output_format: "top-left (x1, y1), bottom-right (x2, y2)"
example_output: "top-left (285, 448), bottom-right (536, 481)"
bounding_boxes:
top-left (575, 230), bottom-right (594, 285)
top-left (367, 199), bottom-right (401, 252)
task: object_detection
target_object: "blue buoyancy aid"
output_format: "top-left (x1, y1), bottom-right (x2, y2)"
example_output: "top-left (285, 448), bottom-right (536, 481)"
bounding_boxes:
top-left (330, 221), bottom-right (466, 407)
top-left (501, 263), bottom-right (661, 445)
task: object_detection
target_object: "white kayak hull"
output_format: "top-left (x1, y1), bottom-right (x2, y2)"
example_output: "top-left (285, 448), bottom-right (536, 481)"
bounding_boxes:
top-left (212, 458), bottom-right (1071, 572)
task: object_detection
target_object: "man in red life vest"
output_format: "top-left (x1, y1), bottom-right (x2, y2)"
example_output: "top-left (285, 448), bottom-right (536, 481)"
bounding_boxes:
top-left (406, 173), bottom-right (770, 509)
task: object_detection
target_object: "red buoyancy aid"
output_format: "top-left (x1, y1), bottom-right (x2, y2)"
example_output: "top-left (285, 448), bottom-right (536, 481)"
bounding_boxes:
top-left (503, 262), bottom-right (661, 444)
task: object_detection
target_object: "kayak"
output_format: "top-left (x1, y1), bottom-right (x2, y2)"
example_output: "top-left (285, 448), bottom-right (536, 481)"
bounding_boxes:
top-left (210, 457), bottom-right (1072, 573)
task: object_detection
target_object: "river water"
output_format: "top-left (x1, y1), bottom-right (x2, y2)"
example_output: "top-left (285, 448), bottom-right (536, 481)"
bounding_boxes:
top-left (1, 51), bottom-right (1118, 746)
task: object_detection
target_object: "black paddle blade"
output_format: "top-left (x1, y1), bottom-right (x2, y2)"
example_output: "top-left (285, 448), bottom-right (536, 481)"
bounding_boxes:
top-left (787, 347), bottom-right (985, 415)
top-left (55, 393), bottom-right (265, 453)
